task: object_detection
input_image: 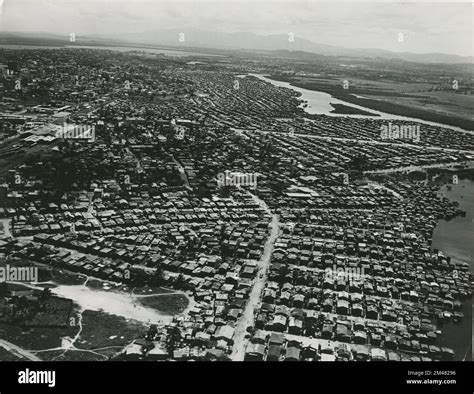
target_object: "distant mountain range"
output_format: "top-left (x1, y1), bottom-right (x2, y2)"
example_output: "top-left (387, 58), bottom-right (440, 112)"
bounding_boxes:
top-left (1, 29), bottom-right (472, 65)
top-left (106, 29), bottom-right (472, 65)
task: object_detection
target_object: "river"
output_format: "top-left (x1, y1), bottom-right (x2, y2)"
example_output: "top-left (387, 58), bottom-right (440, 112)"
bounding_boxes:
top-left (249, 73), bottom-right (471, 133)
top-left (432, 178), bottom-right (473, 360)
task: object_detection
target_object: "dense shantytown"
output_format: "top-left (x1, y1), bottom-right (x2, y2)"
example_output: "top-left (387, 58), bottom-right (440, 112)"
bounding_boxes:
top-left (0, 45), bottom-right (472, 362)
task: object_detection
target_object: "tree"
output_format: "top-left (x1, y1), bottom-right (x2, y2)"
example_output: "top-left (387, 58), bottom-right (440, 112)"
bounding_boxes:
top-left (175, 274), bottom-right (185, 290)
top-left (348, 154), bottom-right (369, 173)
top-left (39, 287), bottom-right (52, 302)
top-left (146, 324), bottom-right (158, 340)
top-left (166, 326), bottom-right (181, 354)
top-left (151, 267), bottom-right (164, 287)
top-left (278, 264), bottom-right (289, 284)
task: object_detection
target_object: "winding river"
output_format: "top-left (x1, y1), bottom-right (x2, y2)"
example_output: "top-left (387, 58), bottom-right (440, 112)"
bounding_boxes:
top-left (249, 73), bottom-right (472, 133)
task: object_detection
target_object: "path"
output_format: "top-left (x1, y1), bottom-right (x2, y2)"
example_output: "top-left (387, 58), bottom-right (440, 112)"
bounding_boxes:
top-left (0, 339), bottom-right (42, 361)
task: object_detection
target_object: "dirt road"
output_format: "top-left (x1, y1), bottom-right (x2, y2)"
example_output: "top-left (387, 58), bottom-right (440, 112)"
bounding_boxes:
top-left (230, 192), bottom-right (280, 361)
top-left (0, 339), bottom-right (42, 361)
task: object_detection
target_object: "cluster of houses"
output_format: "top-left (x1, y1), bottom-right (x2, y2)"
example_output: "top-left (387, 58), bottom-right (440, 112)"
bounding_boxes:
top-left (0, 48), bottom-right (472, 363)
top-left (284, 115), bottom-right (474, 151)
top-left (240, 208), bottom-right (469, 361)
top-left (244, 329), bottom-right (452, 361)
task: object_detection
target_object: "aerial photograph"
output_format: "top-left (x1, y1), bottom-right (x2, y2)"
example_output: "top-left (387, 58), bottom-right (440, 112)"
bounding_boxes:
top-left (0, 0), bottom-right (472, 391)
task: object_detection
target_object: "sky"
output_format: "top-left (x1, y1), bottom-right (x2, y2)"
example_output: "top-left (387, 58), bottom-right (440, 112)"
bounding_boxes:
top-left (0, 0), bottom-right (472, 56)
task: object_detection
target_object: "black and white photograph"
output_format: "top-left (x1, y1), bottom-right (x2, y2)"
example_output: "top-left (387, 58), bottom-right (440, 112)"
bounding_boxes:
top-left (0, 0), bottom-right (472, 391)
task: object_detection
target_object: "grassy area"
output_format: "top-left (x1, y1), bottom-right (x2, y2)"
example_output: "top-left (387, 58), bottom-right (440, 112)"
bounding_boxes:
top-left (4, 282), bottom-right (32, 292)
top-left (136, 294), bottom-right (189, 315)
top-left (21, 296), bottom-right (73, 327)
top-left (49, 269), bottom-right (88, 286)
top-left (0, 323), bottom-right (79, 350)
top-left (0, 346), bottom-right (24, 361)
top-left (50, 350), bottom-right (107, 361)
top-left (74, 310), bottom-right (146, 351)
top-left (0, 143), bottom-right (52, 179)
top-left (340, 95), bottom-right (474, 130)
top-left (35, 349), bottom-right (67, 361)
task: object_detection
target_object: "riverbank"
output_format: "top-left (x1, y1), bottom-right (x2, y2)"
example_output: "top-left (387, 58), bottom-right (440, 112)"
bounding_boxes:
top-left (264, 74), bottom-right (474, 131)
top-left (329, 103), bottom-right (379, 116)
